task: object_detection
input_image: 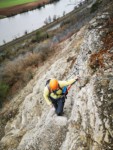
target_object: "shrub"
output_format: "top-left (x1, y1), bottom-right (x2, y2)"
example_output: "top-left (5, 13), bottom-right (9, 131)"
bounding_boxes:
top-left (60, 19), bottom-right (71, 28)
top-left (0, 42), bottom-right (55, 102)
top-left (2, 61), bottom-right (21, 86)
top-left (2, 52), bottom-right (48, 87)
top-left (36, 31), bottom-right (49, 42)
top-left (90, 0), bottom-right (102, 13)
top-left (0, 82), bottom-right (9, 101)
top-left (89, 50), bottom-right (106, 70)
top-left (50, 0), bottom-right (60, 2)
top-left (22, 53), bottom-right (40, 67)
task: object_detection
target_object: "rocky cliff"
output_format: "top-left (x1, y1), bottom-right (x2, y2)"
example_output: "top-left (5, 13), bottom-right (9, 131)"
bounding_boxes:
top-left (0, 0), bottom-right (113, 149)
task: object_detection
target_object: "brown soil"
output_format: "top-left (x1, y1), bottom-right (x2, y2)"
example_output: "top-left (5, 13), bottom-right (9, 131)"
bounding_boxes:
top-left (0, 0), bottom-right (49, 17)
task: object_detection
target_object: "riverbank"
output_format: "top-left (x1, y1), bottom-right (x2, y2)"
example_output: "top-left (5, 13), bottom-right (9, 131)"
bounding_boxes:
top-left (0, 0), bottom-right (58, 17)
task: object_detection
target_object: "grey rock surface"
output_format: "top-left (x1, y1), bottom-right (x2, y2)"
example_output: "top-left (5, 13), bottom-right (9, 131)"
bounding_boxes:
top-left (0, 3), bottom-right (113, 150)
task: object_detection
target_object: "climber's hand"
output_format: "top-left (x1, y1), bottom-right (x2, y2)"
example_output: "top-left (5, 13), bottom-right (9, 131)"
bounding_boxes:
top-left (75, 76), bottom-right (79, 81)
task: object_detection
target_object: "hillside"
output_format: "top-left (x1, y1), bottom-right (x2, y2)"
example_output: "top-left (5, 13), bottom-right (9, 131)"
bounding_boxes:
top-left (0, 0), bottom-right (113, 149)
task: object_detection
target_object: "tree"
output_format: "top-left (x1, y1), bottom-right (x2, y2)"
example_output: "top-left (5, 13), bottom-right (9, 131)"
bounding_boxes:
top-left (48, 16), bottom-right (51, 23)
top-left (53, 15), bottom-right (57, 21)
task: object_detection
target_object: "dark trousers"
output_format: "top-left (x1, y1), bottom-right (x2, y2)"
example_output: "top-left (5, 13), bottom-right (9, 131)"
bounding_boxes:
top-left (49, 96), bottom-right (65, 116)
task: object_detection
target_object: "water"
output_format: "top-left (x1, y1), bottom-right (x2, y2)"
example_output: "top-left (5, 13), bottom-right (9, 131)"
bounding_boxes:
top-left (0, 0), bottom-right (84, 46)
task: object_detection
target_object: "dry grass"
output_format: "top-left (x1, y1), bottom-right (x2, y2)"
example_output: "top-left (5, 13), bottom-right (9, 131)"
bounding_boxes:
top-left (101, 16), bottom-right (113, 49)
top-left (89, 49), bottom-right (113, 70)
top-left (89, 50), bottom-right (106, 69)
top-left (89, 16), bottom-right (113, 70)
top-left (3, 52), bottom-right (47, 83)
top-left (1, 51), bottom-right (48, 96)
top-left (0, 41), bottom-right (58, 99)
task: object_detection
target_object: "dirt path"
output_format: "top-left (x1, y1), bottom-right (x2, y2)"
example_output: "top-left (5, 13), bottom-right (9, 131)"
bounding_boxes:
top-left (0, 0), bottom-right (49, 16)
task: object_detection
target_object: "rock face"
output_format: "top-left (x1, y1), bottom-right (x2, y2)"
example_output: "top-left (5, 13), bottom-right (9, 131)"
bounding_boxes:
top-left (0, 2), bottom-right (113, 150)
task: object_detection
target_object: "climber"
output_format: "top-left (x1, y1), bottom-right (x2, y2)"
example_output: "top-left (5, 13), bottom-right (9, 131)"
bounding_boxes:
top-left (43, 77), bottom-right (78, 116)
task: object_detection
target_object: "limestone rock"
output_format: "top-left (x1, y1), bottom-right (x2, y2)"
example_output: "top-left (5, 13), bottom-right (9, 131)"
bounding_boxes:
top-left (0, 1), bottom-right (113, 150)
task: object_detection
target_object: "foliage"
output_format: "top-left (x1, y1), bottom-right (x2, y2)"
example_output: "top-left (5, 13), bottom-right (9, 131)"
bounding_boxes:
top-left (1, 47), bottom-right (53, 97)
top-left (0, 15), bottom-right (6, 19)
top-left (36, 31), bottom-right (49, 42)
top-left (49, 0), bottom-right (60, 3)
top-left (60, 19), bottom-right (71, 28)
top-left (89, 50), bottom-right (110, 70)
top-left (90, 0), bottom-right (102, 13)
top-left (0, 82), bottom-right (9, 102)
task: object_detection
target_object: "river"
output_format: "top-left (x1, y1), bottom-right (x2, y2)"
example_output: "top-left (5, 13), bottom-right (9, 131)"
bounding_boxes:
top-left (0, 0), bottom-right (84, 46)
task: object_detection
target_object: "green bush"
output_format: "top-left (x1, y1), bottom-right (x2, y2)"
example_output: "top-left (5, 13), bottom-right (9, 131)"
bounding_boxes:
top-left (90, 0), bottom-right (102, 13)
top-left (36, 31), bottom-right (49, 42)
top-left (60, 19), bottom-right (71, 28)
top-left (0, 82), bottom-right (9, 100)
